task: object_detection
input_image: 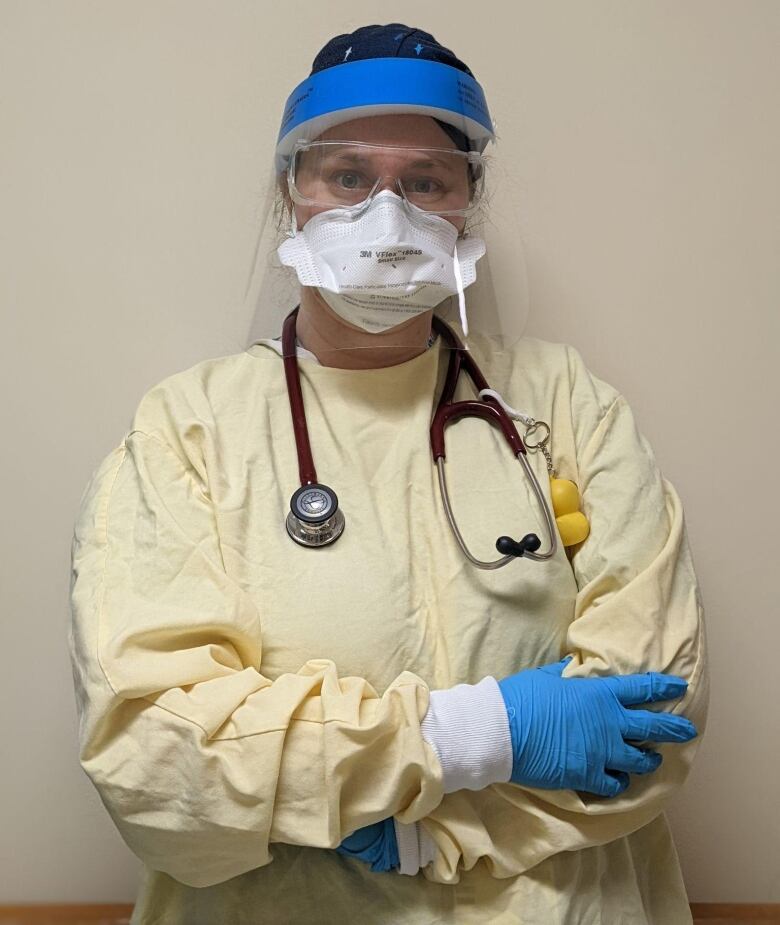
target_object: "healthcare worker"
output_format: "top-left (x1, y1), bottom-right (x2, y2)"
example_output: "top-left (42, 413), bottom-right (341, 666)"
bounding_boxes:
top-left (68, 23), bottom-right (709, 925)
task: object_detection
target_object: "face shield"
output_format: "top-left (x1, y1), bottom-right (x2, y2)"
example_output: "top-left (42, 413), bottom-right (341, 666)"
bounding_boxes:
top-left (240, 56), bottom-right (530, 359)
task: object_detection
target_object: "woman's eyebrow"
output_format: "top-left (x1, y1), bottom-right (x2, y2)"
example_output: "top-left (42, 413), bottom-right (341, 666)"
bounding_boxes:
top-left (321, 151), bottom-right (458, 173)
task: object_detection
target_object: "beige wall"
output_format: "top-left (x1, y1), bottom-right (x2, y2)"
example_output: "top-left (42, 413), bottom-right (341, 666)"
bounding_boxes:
top-left (1, 0), bottom-right (777, 905)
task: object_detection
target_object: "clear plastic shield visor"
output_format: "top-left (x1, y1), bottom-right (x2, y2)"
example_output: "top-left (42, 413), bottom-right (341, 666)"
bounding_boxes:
top-left (242, 139), bottom-right (529, 359)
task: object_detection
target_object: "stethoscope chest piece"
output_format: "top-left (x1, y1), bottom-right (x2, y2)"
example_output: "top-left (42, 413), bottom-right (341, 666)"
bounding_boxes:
top-left (286, 482), bottom-right (345, 547)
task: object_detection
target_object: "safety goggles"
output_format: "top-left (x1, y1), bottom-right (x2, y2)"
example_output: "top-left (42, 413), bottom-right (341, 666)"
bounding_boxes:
top-left (287, 139), bottom-right (487, 217)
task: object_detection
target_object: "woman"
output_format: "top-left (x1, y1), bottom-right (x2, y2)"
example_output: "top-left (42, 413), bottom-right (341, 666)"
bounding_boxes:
top-left (68, 23), bottom-right (708, 925)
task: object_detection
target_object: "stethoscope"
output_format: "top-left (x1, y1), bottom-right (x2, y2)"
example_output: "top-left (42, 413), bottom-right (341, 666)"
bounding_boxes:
top-left (281, 305), bottom-right (558, 569)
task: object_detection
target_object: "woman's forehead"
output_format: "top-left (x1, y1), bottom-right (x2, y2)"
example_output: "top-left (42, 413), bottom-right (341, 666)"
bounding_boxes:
top-left (314, 114), bottom-right (457, 149)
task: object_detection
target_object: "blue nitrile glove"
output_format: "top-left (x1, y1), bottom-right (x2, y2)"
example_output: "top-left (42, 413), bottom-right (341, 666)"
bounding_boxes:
top-left (335, 818), bottom-right (399, 872)
top-left (497, 656), bottom-right (698, 798)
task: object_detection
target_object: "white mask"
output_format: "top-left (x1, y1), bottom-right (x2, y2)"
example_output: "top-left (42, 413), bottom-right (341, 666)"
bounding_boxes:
top-left (277, 189), bottom-right (485, 336)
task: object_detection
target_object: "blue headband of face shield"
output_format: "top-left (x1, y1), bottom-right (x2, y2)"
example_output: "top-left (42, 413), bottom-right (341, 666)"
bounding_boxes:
top-left (274, 57), bottom-right (496, 174)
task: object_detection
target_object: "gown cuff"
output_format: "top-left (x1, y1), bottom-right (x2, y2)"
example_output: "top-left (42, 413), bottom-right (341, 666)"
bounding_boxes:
top-left (420, 675), bottom-right (513, 794)
top-left (393, 819), bottom-right (437, 876)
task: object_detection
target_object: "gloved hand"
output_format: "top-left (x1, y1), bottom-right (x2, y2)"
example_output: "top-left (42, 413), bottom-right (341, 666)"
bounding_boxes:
top-left (335, 817), bottom-right (399, 872)
top-left (497, 655), bottom-right (698, 797)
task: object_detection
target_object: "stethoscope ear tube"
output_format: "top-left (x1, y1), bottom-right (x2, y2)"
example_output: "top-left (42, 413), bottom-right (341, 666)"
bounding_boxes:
top-left (435, 451), bottom-right (557, 570)
top-left (429, 314), bottom-right (558, 569)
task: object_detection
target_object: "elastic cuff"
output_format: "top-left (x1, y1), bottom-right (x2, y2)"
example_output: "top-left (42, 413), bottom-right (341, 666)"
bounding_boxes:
top-left (393, 819), bottom-right (436, 876)
top-left (420, 675), bottom-right (513, 794)
top-left (418, 822), bottom-right (436, 869)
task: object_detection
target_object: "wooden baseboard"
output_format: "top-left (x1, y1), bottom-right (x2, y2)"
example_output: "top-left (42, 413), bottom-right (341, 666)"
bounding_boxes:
top-left (0, 908), bottom-right (133, 925)
top-left (690, 905), bottom-right (780, 923)
top-left (0, 903), bottom-right (777, 924)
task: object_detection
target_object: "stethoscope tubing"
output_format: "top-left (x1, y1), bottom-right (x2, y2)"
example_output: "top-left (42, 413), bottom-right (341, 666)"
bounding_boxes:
top-left (428, 313), bottom-right (557, 566)
top-left (280, 305), bottom-right (557, 566)
top-left (436, 453), bottom-right (558, 568)
top-left (429, 313), bottom-right (527, 459)
top-left (282, 308), bottom-right (318, 486)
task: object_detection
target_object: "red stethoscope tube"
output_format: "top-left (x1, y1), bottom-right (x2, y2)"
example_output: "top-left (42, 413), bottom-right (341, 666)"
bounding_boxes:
top-left (280, 305), bottom-right (557, 564)
top-left (281, 305), bottom-right (528, 473)
top-left (428, 313), bottom-right (528, 461)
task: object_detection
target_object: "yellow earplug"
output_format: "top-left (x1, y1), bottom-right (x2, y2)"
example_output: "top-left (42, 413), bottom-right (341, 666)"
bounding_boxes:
top-left (550, 477), bottom-right (590, 546)
top-left (520, 417), bottom-right (590, 548)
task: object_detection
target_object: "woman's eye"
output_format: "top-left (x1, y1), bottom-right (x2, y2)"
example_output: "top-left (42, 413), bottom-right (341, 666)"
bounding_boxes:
top-left (407, 177), bottom-right (443, 195)
top-left (332, 171), bottom-right (366, 190)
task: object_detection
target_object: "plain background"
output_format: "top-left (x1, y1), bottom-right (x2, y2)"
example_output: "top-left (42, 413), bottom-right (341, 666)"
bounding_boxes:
top-left (1, 0), bottom-right (778, 906)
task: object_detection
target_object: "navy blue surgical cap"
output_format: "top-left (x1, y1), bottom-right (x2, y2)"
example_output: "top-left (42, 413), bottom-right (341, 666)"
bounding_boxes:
top-left (309, 24), bottom-right (474, 152)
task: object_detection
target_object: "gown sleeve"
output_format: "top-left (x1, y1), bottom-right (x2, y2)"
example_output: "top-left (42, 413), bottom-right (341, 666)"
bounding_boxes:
top-left (401, 344), bottom-right (710, 885)
top-left (68, 424), bottom-right (448, 889)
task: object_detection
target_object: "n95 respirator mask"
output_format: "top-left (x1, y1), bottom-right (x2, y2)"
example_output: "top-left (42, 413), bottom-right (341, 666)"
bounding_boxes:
top-left (277, 189), bottom-right (486, 335)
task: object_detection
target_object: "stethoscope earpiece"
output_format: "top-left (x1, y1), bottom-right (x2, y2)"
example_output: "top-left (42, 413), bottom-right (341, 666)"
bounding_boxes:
top-left (496, 534), bottom-right (542, 558)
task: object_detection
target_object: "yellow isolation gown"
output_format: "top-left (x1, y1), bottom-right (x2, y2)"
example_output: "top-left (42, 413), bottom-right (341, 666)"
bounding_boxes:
top-left (68, 322), bottom-right (708, 924)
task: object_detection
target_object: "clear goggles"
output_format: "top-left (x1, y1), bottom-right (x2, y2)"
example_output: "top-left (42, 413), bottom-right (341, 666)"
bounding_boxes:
top-left (287, 139), bottom-right (488, 217)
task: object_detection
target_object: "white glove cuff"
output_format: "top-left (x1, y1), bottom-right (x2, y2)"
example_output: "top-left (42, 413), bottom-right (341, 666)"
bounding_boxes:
top-left (393, 819), bottom-right (437, 876)
top-left (420, 675), bottom-right (513, 794)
